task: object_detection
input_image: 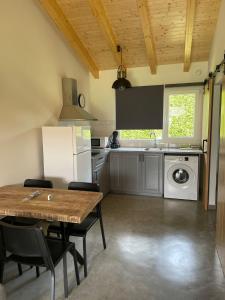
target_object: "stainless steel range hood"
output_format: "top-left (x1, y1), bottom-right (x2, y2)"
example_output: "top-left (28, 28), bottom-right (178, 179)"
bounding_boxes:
top-left (59, 78), bottom-right (97, 121)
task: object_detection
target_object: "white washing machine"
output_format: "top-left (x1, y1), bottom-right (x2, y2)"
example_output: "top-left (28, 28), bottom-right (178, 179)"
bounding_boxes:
top-left (164, 155), bottom-right (199, 201)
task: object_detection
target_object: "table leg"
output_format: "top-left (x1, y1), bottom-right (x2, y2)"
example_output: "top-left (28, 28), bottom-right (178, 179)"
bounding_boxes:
top-left (60, 222), bottom-right (84, 265)
top-left (0, 262), bottom-right (4, 283)
top-left (60, 222), bottom-right (67, 241)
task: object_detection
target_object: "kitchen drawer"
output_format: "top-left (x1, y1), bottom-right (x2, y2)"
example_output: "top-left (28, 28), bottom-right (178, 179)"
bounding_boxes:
top-left (92, 155), bottom-right (105, 170)
top-left (92, 153), bottom-right (110, 196)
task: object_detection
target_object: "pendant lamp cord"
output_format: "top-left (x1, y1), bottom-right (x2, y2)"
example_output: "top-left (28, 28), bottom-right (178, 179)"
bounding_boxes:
top-left (116, 45), bottom-right (123, 69)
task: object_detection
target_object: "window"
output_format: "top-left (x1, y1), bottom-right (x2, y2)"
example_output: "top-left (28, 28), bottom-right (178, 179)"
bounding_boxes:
top-left (120, 129), bottom-right (162, 140)
top-left (168, 93), bottom-right (195, 137)
top-left (119, 87), bottom-right (203, 144)
top-left (163, 87), bottom-right (202, 143)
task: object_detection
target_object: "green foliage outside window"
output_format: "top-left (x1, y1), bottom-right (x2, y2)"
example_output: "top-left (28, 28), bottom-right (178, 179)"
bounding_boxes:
top-left (168, 93), bottom-right (195, 137)
top-left (120, 129), bottom-right (162, 140)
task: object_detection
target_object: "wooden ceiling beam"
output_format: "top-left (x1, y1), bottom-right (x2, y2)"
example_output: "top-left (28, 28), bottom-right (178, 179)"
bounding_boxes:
top-left (39, 0), bottom-right (99, 78)
top-left (88, 0), bottom-right (121, 66)
top-left (184, 0), bottom-right (196, 72)
top-left (137, 0), bottom-right (157, 74)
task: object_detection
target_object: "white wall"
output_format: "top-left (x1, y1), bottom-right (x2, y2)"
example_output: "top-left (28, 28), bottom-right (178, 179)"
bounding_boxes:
top-left (0, 0), bottom-right (91, 186)
top-left (89, 62), bottom-right (208, 138)
top-left (209, 0), bottom-right (225, 71)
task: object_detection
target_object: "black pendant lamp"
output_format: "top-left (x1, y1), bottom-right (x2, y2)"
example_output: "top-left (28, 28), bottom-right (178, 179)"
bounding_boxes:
top-left (112, 45), bottom-right (132, 90)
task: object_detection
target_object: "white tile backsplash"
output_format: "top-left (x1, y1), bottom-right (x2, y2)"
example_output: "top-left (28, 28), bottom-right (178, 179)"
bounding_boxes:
top-left (90, 120), bottom-right (201, 148)
top-left (90, 120), bottom-right (115, 137)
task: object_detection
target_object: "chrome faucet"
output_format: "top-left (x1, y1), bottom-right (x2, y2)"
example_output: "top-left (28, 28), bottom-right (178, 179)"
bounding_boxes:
top-left (149, 132), bottom-right (157, 148)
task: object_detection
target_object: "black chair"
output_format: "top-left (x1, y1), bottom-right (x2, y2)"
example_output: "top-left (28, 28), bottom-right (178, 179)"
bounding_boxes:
top-left (1, 179), bottom-right (53, 278)
top-left (0, 221), bottom-right (80, 300)
top-left (47, 182), bottom-right (106, 277)
top-left (24, 179), bottom-right (53, 189)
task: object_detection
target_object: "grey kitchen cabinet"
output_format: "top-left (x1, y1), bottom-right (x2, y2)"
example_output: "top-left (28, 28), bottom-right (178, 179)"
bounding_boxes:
top-left (110, 152), bottom-right (139, 193)
top-left (109, 152), bottom-right (122, 192)
top-left (121, 153), bottom-right (140, 194)
top-left (92, 153), bottom-right (110, 196)
top-left (110, 151), bottom-right (163, 196)
top-left (140, 153), bottom-right (163, 196)
top-left (100, 154), bottom-right (110, 196)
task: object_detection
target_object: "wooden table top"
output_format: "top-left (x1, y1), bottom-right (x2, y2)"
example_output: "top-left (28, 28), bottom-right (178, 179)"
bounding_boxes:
top-left (0, 185), bottom-right (103, 224)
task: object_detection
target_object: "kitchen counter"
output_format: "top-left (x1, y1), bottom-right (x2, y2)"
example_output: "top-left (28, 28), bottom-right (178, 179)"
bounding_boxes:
top-left (108, 147), bottom-right (202, 154)
top-left (93, 146), bottom-right (202, 198)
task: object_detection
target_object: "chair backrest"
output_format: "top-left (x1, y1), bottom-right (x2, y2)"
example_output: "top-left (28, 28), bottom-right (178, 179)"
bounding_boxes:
top-left (68, 182), bottom-right (100, 192)
top-left (0, 221), bottom-right (53, 268)
top-left (24, 179), bottom-right (53, 189)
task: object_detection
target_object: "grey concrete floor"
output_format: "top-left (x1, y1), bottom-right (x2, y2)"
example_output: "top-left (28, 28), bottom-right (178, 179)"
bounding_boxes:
top-left (4, 194), bottom-right (225, 300)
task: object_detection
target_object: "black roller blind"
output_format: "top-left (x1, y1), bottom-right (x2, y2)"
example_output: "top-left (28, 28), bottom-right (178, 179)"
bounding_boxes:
top-left (116, 85), bottom-right (164, 129)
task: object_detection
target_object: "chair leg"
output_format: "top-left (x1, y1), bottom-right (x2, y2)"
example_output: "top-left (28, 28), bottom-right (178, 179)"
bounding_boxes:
top-left (70, 245), bottom-right (80, 286)
top-left (50, 270), bottom-right (55, 300)
top-left (99, 207), bottom-right (106, 249)
top-left (18, 263), bottom-right (23, 276)
top-left (83, 236), bottom-right (87, 278)
top-left (36, 266), bottom-right (40, 278)
top-left (76, 250), bottom-right (84, 266)
top-left (0, 262), bottom-right (4, 283)
top-left (63, 254), bottom-right (69, 298)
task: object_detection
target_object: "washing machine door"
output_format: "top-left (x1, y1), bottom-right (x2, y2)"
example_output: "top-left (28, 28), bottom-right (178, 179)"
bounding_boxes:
top-left (167, 164), bottom-right (195, 188)
top-left (173, 168), bottom-right (189, 184)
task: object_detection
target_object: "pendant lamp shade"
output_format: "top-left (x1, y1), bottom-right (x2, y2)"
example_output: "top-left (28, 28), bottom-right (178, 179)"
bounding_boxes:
top-left (112, 46), bottom-right (132, 90)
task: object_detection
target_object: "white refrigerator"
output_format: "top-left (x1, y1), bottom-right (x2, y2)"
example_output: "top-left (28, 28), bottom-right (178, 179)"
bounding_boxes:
top-left (42, 126), bottom-right (92, 188)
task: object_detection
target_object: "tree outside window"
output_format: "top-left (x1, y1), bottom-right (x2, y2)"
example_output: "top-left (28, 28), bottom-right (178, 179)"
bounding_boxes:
top-left (168, 93), bottom-right (195, 138)
top-left (120, 129), bottom-right (162, 140)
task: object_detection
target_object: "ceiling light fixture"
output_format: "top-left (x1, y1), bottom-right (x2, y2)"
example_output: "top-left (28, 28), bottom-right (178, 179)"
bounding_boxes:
top-left (112, 45), bottom-right (132, 90)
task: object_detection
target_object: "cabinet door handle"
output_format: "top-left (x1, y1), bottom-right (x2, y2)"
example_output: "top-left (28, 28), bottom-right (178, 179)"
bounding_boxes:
top-left (139, 154), bottom-right (144, 162)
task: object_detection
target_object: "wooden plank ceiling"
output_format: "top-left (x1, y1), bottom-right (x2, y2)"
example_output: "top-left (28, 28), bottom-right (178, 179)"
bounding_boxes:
top-left (40, 0), bottom-right (221, 77)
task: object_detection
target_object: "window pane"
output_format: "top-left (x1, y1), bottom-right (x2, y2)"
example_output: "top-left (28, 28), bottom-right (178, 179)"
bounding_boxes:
top-left (168, 93), bottom-right (195, 138)
top-left (120, 130), bottom-right (162, 140)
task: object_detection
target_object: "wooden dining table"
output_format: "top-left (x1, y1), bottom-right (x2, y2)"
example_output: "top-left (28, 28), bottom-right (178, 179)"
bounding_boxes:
top-left (0, 185), bottom-right (103, 223)
top-left (0, 185), bottom-right (103, 264)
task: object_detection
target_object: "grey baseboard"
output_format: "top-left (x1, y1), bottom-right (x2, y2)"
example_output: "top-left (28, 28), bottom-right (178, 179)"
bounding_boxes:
top-left (208, 205), bottom-right (216, 210)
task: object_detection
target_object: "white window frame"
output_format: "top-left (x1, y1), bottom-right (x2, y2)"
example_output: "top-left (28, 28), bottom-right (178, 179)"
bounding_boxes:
top-left (163, 87), bottom-right (203, 144)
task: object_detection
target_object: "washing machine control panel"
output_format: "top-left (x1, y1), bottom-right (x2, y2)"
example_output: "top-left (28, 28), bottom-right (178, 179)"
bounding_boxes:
top-left (179, 157), bottom-right (189, 161)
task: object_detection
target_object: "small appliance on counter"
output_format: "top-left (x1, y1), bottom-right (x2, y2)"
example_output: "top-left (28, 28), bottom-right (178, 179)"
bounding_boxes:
top-left (91, 137), bottom-right (108, 149)
top-left (108, 131), bottom-right (120, 149)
